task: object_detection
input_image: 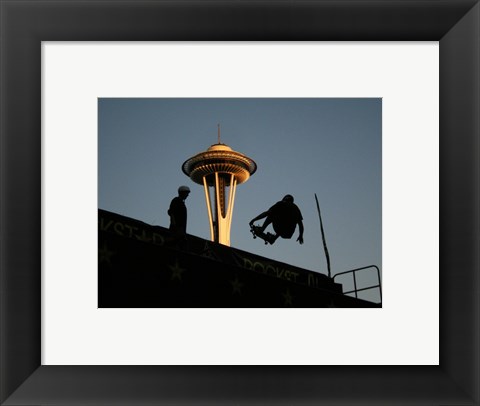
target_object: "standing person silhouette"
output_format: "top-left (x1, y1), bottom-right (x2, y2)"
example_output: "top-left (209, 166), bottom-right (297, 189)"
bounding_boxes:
top-left (249, 194), bottom-right (304, 245)
top-left (167, 185), bottom-right (190, 248)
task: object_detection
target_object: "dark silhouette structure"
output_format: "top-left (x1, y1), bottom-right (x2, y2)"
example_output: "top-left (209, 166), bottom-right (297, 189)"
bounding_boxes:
top-left (98, 209), bottom-right (380, 308)
top-left (249, 195), bottom-right (304, 245)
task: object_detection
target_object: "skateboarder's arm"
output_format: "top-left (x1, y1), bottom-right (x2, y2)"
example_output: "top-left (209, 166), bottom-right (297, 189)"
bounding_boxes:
top-left (249, 211), bottom-right (269, 225)
top-left (297, 220), bottom-right (304, 244)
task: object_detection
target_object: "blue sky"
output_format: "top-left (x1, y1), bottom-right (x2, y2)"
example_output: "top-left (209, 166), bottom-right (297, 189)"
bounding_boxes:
top-left (98, 98), bottom-right (382, 302)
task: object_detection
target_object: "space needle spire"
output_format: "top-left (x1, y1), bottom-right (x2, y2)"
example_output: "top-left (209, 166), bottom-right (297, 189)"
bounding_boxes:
top-left (182, 128), bottom-right (257, 246)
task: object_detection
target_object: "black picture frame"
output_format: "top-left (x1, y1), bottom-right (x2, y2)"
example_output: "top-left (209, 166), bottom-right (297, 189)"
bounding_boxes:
top-left (1, 1), bottom-right (479, 404)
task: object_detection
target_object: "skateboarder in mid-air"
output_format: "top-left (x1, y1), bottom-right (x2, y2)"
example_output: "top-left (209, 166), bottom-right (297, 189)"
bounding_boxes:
top-left (249, 194), bottom-right (304, 245)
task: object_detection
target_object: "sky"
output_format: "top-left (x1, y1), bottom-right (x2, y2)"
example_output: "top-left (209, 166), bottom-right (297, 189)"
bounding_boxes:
top-left (98, 98), bottom-right (382, 302)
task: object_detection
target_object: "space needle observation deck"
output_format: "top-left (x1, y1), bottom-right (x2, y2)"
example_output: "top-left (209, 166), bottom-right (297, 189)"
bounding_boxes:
top-left (182, 128), bottom-right (257, 246)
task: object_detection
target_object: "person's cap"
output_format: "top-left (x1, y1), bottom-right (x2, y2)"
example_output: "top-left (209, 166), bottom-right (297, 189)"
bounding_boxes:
top-left (178, 185), bottom-right (191, 193)
top-left (283, 194), bottom-right (294, 203)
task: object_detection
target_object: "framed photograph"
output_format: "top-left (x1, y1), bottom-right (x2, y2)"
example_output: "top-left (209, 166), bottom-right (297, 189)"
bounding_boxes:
top-left (96, 96), bottom-right (382, 309)
top-left (1, 0), bottom-right (479, 405)
top-left (44, 42), bottom-right (434, 366)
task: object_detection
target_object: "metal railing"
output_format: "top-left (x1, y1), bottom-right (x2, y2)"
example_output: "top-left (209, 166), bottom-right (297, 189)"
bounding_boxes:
top-left (333, 265), bottom-right (382, 304)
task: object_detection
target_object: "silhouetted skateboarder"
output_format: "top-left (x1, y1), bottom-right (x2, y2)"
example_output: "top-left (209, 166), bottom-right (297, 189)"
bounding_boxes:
top-left (249, 194), bottom-right (304, 245)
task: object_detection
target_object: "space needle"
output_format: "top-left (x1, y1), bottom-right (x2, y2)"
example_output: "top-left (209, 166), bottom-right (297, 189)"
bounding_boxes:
top-left (182, 126), bottom-right (257, 246)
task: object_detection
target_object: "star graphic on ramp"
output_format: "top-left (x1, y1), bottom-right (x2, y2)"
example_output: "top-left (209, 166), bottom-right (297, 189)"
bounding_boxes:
top-left (282, 288), bottom-right (294, 306)
top-left (169, 259), bottom-right (185, 282)
top-left (99, 242), bottom-right (114, 265)
top-left (230, 276), bottom-right (244, 295)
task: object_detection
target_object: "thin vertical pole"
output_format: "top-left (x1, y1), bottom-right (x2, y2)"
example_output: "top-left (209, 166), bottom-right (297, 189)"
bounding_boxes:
top-left (315, 193), bottom-right (332, 278)
top-left (353, 271), bottom-right (358, 299)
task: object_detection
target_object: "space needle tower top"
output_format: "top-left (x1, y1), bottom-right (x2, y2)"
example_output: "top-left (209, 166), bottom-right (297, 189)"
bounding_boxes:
top-left (182, 126), bottom-right (257, 246)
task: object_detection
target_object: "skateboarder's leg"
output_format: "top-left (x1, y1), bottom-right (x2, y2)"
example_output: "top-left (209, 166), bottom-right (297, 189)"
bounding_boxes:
top-left (259, 216), bottom-right (273, 233)
top-left (267, 233), bottom-right (279, 244)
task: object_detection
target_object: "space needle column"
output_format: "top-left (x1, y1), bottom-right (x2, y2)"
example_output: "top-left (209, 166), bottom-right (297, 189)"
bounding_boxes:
top-left (182, 127), bottom-right (257, 246)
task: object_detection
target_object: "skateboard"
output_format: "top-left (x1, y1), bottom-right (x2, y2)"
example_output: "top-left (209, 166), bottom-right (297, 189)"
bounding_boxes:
top-left (250, 225), bottom-right (276, 245)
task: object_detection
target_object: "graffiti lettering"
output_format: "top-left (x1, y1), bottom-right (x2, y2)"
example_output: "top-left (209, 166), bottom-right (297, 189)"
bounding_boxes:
top-left (113, 222), bottom-right (124, 235)
top-left (153, 233), bottom-right (165, 245)
top-left (124, 224), bottom-right (139, 238)
top-left (308, 273), bottom-right (318, 288)
top-left (99, 217), bottom-right (165, 246)
top-left (99, 218), bottom-right (114, 232)
top-left (242, 257), bottom-right (299, 283)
